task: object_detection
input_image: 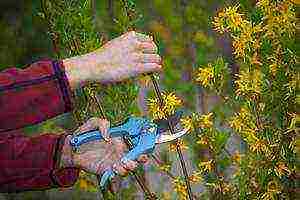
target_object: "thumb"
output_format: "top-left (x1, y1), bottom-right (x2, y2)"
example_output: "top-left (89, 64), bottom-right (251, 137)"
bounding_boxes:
top-left (98, 118), bottom-right (111, 142)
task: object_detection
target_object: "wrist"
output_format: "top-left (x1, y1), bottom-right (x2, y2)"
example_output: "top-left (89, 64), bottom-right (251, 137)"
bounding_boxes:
top-left (63, 50), bottom-right (107, 89)
top-left (63, 54), bottom-right (92, 89)
top-left (60, 135), bottom-right (76, 168)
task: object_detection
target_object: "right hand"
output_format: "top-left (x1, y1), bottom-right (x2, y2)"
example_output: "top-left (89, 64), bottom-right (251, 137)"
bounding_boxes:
top-left (64, 31), bottom-right (162, 89)
top-left (61, 118), bottom-right (148, 189)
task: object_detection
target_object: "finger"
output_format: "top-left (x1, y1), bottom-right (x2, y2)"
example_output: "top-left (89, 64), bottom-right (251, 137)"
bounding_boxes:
top-left (113, 163), bottom-right (129, 176)
top-left (73, 121), bottom-right (94, 135)
top-left (98, 119), bottom-right (111, 142)
top-left (137, 154), bottom-right (149, 164)
top-left (139, 54), bottom-right (162, 64)
top-left (137, 63), bottom-right (163, 74)
top-left (122, 160), bottom-right (139, 171)
top-left (119, 30), bottom-right (135, 40)
top-left (109, 176), bottom-right (122, 193)
top-left (135, 32), bottom-right (153, 42)
top-left (136, 41), bottom-right (158, 54)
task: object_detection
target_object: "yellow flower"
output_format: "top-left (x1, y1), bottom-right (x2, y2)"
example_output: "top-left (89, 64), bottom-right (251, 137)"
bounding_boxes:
top-left (180, 116), bottom-right (194, 132)
top-left (250, 52), bottom-right (263, 66)
top-left (232, 151), bottom-right (243, 164)
top-left (78, 177), bottom-right (97, 192)
top-left (229, 106), bottom-right (258, 142)
top-left (195, 64), bottom-right (214, 88)
top-left (224, 5), bottom-right (244, 32)
top-left (211, 181), bottom-right (231, 194)
top-left (198, 159), bottom-right (214, 172)
top-left (199, 112), bottom-right (214, 129)
top-left (235, 69), bottom-right (263, 98)
top-left (267, 180), bottom-right (282, 193)
top-left (261, 180), bottom-right (282, 199)
top-left (196, 136), bottom-right (209, 146)
top-left (232, 37), bottom-right (247, 58)
top-left (78, 178), bottom-right (88, 190)
top-left (158, 164), bottom-right (171, 172)
top-left (260, 0), bottom-right (296, 41)
top-left (189, 171), bottom-right (203, 184)
top-left (172, 177), bottom-right (188, 200)
top-left (213, 10), bottom-right (226, 34)
top-left (169, 140), bottom-right (189, 152)
top-left (180, 112), bottom-right (213, 132)
top-left (287, 72), bottom-right (300, 91)
top-left (250, 139), bottom-right (268, 154)
top-left (147, 92), bottom-right (182, 120)
top-left (213, 5), bottom-right (245, 33)
top-left (274, 162), bottom-right (291, 177)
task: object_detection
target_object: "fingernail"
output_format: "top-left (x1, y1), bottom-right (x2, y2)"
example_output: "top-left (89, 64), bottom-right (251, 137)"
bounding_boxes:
top-left (104, 137), bottom-right (111, 142)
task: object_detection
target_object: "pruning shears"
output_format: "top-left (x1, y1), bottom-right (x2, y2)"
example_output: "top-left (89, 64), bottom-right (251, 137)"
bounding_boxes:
top-left (69, 114), bottom-right (188, 189)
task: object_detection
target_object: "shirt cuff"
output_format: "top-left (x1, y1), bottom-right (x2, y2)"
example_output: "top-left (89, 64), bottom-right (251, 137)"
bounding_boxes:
top-left (51, 133), bottom-right (80, 187)
top-left (52, 60), bottom-right (74, 113)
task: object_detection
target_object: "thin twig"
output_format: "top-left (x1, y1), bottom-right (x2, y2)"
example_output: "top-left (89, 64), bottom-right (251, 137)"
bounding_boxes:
top-left (150, 75), bottom-right (194, 200)
top-left (90, 88), bottom-right (157, 199)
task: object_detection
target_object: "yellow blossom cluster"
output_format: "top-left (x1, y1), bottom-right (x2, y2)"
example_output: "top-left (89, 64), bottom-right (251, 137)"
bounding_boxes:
top-left (209, 181), bottom-right (231, 194)
top-left (77, 172), bottom-right (97, 192)
top-left (213, 5), bottom-right (262, 59)
top-left (199, 112), bottom-right (214, 129)
top-left (235, 69), bottom-right (263, 98)
top-left (207, 1), bottom-right (297, 198)
top-left (180, 112), bottom-right (214, 133)
top-left (188, 171), bottom-right (203, 184)
top-left (195, 64), bottom-right (214, 88)
top-left (147, 92), bottom-right (182, 120)
top-left (261, 180), bottom-right (282, 199)
top-left (231, 151), bottom-right (243, 164)
top-left (172, 177), bottom-right (188, 200)
top-left (213, 5), bottom-right (244, 34)
top-left (257, 0), bottom-right (296, 39)
top-left (169, 139), bottom-right (188, 152)
top-left (274, 162), bottom-right (291, 177)
top-left (229, 106), bottom-right (258, 143)
top-left (196, 136), bottom-right (209, 146)
top-left (158, 164), bottom-right (171, 173)
top-left (250, 139), bottom-right (268, 154)
top-left (180, 116), bottom-right (194, 132)
top-left (230, 107), bottom-right (270, 155)
top-left (214, 0), bottom-right (296, 78)
top-left (198, 159), bottom-right (214, 173)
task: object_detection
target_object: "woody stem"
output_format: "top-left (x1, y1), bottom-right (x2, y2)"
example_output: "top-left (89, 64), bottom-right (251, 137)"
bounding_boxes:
top-left (89, 88), bottom-right (157, 199)
top-left (150, 75), bottom-right (194, 200)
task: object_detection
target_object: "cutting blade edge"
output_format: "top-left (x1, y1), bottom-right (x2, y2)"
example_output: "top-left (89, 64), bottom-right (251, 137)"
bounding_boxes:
top-left (155, 129), bottom-right (188, 144)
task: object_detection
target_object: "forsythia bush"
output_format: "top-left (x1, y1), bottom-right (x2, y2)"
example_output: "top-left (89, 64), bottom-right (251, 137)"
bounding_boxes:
top-left (167, 0), bottom-right (298, 199)
top-left (40, 0), bottom-right (298, 199)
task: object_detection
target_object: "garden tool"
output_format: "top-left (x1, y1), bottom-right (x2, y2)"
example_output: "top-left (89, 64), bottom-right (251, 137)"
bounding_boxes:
top-left (69, 115), bottom-right (188, 188)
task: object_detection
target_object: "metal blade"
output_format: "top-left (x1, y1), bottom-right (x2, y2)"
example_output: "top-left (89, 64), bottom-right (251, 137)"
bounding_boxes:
top-left (155, 129), bottom-right (188, 144)
top-left (154, 110), bottom-right (183, 134)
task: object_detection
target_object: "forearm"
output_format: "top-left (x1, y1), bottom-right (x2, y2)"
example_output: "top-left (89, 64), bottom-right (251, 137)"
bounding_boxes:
top-left (63, 54), bottom-right (93, 90)
top-left (0, 60), bottom-right (73, 132)
top-left (63, 48), bottom-right (108, 90)
top-left (0, 130), bottom-right (80, 192)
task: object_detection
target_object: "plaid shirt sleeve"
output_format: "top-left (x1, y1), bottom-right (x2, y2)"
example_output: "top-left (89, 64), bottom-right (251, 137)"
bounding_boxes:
top-left (0, 60), bottom-right (80, 192)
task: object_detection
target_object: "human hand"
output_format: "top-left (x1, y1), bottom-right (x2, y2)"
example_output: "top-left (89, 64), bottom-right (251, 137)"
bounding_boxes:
top-left (60, 117), bottom-right (148, 180)
top-left (64, 31), bottom-right (162, 89)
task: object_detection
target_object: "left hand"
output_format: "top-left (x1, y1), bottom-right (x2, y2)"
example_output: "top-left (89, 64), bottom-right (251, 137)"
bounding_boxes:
top-left (64, 31), bottom-right (162, 89)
